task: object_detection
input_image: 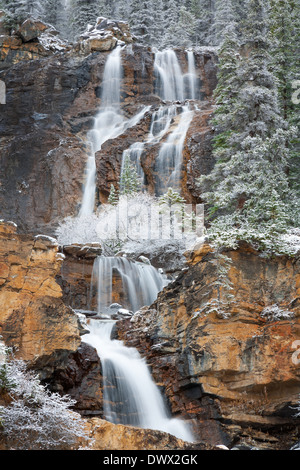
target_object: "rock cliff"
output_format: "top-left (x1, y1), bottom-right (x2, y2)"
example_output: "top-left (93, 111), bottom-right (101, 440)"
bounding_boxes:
top-left (1, 14), bottom-right (299, 452)
top-left (0, 14), bottom-right (217, 234)
top-left (116, 243), bottom-right (300, 449)
top-left (0, 221), bottom-right (103, 413)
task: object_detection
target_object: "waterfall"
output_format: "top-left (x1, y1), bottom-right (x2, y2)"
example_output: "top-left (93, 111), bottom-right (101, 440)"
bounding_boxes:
top-left (148, 105), bottom-right (177, 143)
top-left (186, 50), bottom-right (198, 100)
top-left (154, 49), bottom-right (185, 102)
top-left (79, 46), bottom-right (150, 217)
top-left (91, 256), bottom-right (166, 314)
top-left (80, 46), bottom-right (122, 217)
top-left (83, 319), bottom-right (194, 442)
top-left (155, 105), bottom-right (194, 196)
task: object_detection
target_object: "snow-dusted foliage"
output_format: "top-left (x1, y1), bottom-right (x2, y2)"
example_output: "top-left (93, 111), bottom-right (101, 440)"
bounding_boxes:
top-left (0, 357), bottom-right (90, 450)
top-left (260, 304), bottom-right (294, 322)
top-left (197, 0), bottom-right (300, 256)
top-left (56, 191), bottom-right (203, 256)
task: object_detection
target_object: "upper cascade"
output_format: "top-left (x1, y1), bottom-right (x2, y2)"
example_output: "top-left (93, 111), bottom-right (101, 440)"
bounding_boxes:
top-left (154, 49), bottom-right (200, 102)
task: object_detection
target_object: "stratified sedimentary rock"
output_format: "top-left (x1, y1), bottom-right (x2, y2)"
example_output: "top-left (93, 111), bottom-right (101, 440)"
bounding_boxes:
top-left (0, 221), bottom-right (81, 361)
top-left (84, 418), bottom-right (209, 450)
top-left (116, 243), bottom-right (300, 449)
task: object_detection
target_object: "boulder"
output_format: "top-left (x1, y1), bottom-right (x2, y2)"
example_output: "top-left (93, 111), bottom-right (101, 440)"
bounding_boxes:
top-left (78, 17), bottom-right (133, 53)
top-left (84, 418), bottom-right (208, 450)
top-left (17, 18), bottom-right (49, 42)
top-left (89, 32), bottom-right (117, 52)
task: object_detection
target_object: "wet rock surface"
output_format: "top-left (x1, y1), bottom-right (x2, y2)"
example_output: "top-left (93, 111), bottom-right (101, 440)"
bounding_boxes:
top-left (116, 243), bottom-right (300, 449)
top-left (0, 35), bottom-right (218, 235)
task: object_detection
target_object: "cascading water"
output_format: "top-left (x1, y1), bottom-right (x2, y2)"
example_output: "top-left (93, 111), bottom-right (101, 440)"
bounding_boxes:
top-left (154, 105), bottom-right (194, 196)
top-left (120, 49), bottom-right (197, 195)
top-left (80, 46), bottom-right (122, 217)
top-left (79, 46), bottom-right (150, 217)
top-left (154, 49), bottom-right (185, 102)
top-left (90, 256), bottom-right (166, 314)
top-left (83, 319), bottom-right (194, 442)
top-left (186, 50), bottom-right (198, 100)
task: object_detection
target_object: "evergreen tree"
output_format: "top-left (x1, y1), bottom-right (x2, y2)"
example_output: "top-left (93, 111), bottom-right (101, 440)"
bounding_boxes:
top-left (69, 0), bottom-right (99, 38)
top-left (147, 0), bottom-right (165, 48)
top-left (212, 0), bottom-right (238, 45)
top-left (129, 0), bottom-right (151, 45)
top-left (108, 184), bottom-right (119, 205)
top-left (158, 187), bottom-right (186, 207)
top-left (196, 0), bottom-right (216, 46)
top-left (43, 0), bottom-right (69, 37)
top-left (269, 0), bottom-right (300, 198)
top-left (198, 0), bottom-right (297, 253)
top-left (160, 0), bottom-right (179, 48)
top-left (97, 0), bottom-right (113, 19)
top-left (115, 0), bottom-right (131, 22)
top-left (120, 155), bottom-right (141, 196)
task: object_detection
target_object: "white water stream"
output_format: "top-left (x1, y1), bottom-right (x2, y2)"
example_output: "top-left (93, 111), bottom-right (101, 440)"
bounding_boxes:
top-left (120, 49), bottom-right (197, 196)
top-left (83, 319), bottom-right (194, 442)
top-left (77, 48), bottom-right (200, 442)
top-left (79, 46), bottom-right (150, 216)
top-left (91, 256), bottom-right (166, 314)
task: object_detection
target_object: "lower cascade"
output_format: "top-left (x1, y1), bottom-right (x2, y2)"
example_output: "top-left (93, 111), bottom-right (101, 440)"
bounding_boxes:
top-left (90, 256), bottom-right (167, 314)
top-left (83, 319), bottom-right (194, 443)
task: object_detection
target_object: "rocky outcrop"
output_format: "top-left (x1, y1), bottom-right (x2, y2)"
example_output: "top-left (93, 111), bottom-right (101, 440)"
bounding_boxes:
top-left (0, 220), bottom-right (104, 414)
top-left (116, 243), bottom-right (300, 449)
top-left (57, 243), bottom-right (102, 312)
top-left (77, 17), bottom-right (134, 54)
top-left (0, 14), bottom-right (68, 68)
top-left (84, 418), bottom-right (210, 450)
top-left (0, 221), bottom-right (81, 362)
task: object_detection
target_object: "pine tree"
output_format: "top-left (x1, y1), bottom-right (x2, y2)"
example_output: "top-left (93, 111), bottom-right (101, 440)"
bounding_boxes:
top-left (212, 0), bottom-right (238, 45)
top-left (161, 0), bottom-right (179, 48)
top-left (198, 0), bottom-right (297, 253)
top-left (108, 184), bottom-right (119, 205)
top-left (115, 0), bottom-right (130, 22)
top-left (129, 0), bottom-right (151, 45)
top-left (69, 0), bottom-right (99, 38)
top-left (120, 155), bottom-right (141, 196)
top-left (158, 187), bottom-right (185, 207)
top-left (147, 0), bottom-right (165, 48)
top-left (43, 0), bottom-right (69, 37)
top-left (269, 0), bottom-right (300, 198)
top-left (196, 0), bottom-right (216, 46)
top-left (97, 0), bottom-right (113, 19)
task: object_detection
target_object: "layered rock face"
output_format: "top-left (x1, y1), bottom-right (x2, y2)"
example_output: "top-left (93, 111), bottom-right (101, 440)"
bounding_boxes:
top-left (84, 418), bottom-right (210, 451)
top-left (0, 221), bottom-right (80, 361)
top-left (116, 244), bottom-right (300, 449)
top-left (0, 221), bottom-right (103, 413)
top-left (0, 17), bottom-right (217, 234)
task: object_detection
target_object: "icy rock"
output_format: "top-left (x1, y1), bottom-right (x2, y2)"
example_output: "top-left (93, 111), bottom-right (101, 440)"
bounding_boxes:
top-left (110, 303), bottom-right (123, 310)
top-left (138, 255), bottom-right (151, 265)
top-left (75, 311), bottom-right (90, 336)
